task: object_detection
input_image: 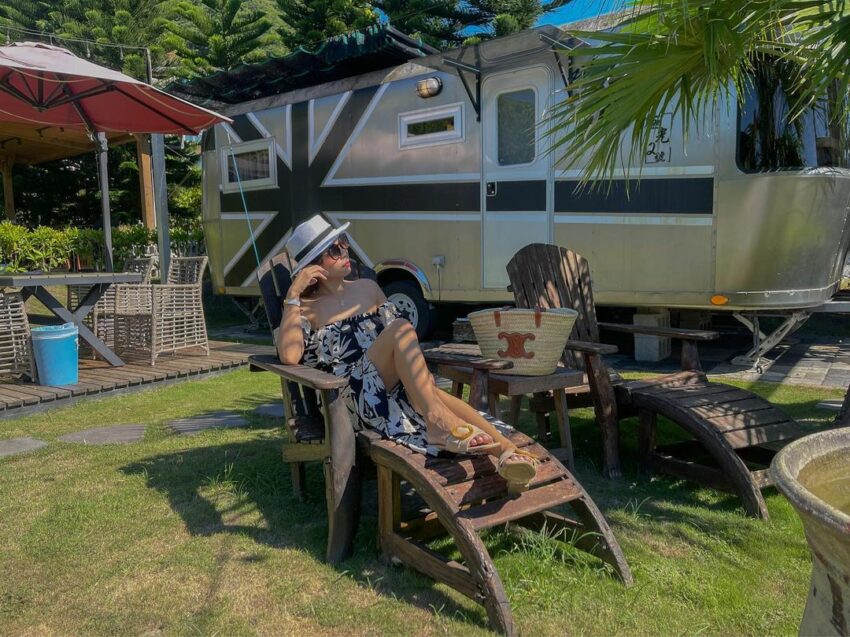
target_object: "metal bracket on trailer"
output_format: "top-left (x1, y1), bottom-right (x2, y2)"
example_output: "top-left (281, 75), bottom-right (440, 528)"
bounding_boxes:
top-left (443, 58), bottom-right (481, 121)
top-left (731, 311), bottom-right (811, 372)
top-left (539, 32), bottom-right (577, 94)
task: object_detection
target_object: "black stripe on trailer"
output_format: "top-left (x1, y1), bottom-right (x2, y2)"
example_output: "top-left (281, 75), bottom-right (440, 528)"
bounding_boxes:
top-left (555, 177), bottom-right (714, 214)
top-left (486, 180), bottom-right (546, 211)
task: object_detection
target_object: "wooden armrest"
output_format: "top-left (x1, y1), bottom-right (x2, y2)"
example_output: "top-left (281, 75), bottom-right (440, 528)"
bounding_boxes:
top-left (424, 350), bottom-right (513, 371)
top-left (563, 340), bottom-right (619, 355)
top-left (598, 321), bottom-right (718, 341)
top-left (248, 354), bottom-right (348, 390)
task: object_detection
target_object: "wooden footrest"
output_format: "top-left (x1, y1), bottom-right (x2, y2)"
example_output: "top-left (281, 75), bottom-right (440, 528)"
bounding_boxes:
top-left (630, 379), bottom-right (802, 449)
top-left (458, 479), bottom-right (583, 530)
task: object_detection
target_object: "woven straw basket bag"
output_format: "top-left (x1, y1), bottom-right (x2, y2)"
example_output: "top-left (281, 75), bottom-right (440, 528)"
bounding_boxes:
top-left (467, 307), bottom-right (578, 376)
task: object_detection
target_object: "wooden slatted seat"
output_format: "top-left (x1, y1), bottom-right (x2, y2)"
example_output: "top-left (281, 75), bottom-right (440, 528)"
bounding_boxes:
top-left (250, 255), bottom-right (633, 635)
top-left (367, 426), bottom-right (631, 635)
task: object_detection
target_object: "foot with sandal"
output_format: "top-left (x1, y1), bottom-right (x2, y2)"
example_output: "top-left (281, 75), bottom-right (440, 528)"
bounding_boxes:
top-left (425, 403), bottom-right (538, 493)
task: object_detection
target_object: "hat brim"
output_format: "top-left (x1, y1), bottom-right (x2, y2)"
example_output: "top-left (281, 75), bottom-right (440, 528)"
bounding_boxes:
top-left (289, 222), bottom-right (351, 274)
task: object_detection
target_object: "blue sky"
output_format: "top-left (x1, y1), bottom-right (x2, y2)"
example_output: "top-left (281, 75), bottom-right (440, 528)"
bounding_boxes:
top-left (537, 0), bottom-right (628, 27)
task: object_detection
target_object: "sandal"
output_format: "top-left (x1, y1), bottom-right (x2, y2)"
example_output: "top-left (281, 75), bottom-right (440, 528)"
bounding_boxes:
top-left (498, 447), bottom-right (539, 494)
top-left (433, 423), bottom-right (500, 455)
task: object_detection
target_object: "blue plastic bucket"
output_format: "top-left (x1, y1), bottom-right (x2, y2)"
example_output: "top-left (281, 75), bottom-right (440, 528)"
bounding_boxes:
top-left (31, 323), bottom-right (79, 386)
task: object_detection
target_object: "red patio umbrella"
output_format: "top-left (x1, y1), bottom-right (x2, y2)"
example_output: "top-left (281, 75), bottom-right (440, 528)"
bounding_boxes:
top-left (0, 41), bottom-right (226, 134)
top-left (0, 41), bottom-right (231, 269)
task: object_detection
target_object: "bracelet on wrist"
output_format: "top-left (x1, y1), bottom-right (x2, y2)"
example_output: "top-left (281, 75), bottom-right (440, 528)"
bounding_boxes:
top-left (284, 296), bottom-right (302, 308)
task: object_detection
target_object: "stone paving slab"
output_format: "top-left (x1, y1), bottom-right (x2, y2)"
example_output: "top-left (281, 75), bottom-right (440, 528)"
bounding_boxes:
top-left (253, 403), bottom-right (285, 419)
top-left (0, 437), bottom-right (47, 458)
top-left (168, 412), bottom-right (249, 436)
top-left (58, 425), bottom-right (146, 445)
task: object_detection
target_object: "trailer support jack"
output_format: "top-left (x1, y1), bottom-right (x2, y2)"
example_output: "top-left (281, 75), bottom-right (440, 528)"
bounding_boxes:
top-left (731, 311), bottom-right (811, 372)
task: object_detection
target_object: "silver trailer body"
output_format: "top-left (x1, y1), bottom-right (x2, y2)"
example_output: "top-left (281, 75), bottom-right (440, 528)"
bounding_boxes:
top-left (200, 26), bottom-right (850, 315)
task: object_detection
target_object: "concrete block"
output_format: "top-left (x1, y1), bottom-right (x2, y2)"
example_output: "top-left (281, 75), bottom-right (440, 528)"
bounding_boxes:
top-left (634, 310), bottom-right (671, 362)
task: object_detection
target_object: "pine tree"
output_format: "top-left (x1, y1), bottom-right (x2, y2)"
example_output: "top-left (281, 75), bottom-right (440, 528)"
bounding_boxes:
top-left (275, 0), bottom-right (376, 49)
top-left (160, 0), bottom-right (278, 77)
top-left (376, 0), bottom-right (572, 49)
top-left (43, 0), bottom-right (168, 80)
top-left (0, 1), bottom-right (52, 31)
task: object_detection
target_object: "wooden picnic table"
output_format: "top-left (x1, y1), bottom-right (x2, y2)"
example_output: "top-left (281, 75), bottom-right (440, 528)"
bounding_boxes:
top-left (0, 272), bottom-right (142, 367)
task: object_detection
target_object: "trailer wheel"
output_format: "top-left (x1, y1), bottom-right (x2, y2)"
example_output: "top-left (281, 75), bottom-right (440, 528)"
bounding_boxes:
top-left (382, 280), bottom-right (431, 339)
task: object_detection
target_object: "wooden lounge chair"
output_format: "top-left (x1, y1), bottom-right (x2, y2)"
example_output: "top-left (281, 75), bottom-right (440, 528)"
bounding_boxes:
top-left (248, 257), bottom-right (633, 636)
top-left (504, 243), bottom-right (839, 519)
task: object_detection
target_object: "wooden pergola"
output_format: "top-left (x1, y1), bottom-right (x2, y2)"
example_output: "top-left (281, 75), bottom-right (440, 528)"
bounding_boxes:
top-left (0, 121), bottom-right (157, 229)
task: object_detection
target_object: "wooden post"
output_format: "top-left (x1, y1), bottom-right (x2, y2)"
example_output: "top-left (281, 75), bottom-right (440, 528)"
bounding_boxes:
top-left (1, 158), bottom-right (14, 221)
top-left (135, 134), bottom-right (156, 229)
top-left (95, 133), bottom-right (114, 272)
top-left (151, 134), bottom-right (170, 277)
top-left (321, 387), bottom-right (361, 564)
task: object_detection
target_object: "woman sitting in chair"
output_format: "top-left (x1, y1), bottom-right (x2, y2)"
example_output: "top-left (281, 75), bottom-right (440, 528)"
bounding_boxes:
top-left (276, 216), bottom-right (537, 492)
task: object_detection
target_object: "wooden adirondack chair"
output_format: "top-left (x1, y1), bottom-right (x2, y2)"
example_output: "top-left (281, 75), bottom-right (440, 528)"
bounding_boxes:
top-left (506, 243), bottom-right (839, 519)
top-left (248, 255), bottom-right (633, 635)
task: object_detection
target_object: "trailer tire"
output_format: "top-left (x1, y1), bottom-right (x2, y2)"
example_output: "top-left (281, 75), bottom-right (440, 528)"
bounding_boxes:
top-left (382, 280), bottom-right (431, 339)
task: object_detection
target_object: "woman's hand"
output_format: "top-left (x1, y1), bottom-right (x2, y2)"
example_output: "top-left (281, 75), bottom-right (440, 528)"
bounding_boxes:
top-left (287, 265), bottom-right (328, 299)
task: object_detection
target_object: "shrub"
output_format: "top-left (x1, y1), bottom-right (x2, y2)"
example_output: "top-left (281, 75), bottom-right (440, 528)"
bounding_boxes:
top-left (0, 220), bottom-right (206, 273)
top-left (0, 221), bottom-right (30, 272)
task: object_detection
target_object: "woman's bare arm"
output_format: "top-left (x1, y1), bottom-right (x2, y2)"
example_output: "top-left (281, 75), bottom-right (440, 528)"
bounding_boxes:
top-left (276, 265), bottom-right (327, 364)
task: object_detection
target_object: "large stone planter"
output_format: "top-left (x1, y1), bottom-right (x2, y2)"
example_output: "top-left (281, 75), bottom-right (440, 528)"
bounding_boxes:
top-left (771, 428), bottom-right (850, 636)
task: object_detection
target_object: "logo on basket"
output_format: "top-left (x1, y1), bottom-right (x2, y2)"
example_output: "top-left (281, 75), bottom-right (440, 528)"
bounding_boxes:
top-left (497, 332), bottom-right (535, 359)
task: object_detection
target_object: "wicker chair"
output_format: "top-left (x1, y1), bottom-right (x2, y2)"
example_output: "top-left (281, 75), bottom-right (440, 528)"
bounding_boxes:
top-left (0, 290), bottom-right (35, 381)
top-left (113, 256), bottom-right (209, 365)
top-left (67, 256), bottom-right (156, 357)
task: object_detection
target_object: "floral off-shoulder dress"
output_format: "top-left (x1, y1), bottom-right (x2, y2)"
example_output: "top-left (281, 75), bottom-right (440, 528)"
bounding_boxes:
top-left (298, 301), bottom-right (434, 454)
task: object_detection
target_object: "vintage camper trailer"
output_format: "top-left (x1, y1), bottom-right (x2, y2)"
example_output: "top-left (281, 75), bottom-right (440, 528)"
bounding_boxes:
top-left (175, 23), bottom-right (850, 346)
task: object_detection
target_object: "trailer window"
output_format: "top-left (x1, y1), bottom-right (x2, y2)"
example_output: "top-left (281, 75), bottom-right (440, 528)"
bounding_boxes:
top-left (497, 88), bottom-right (536, 165)
top-left (220, 138), bottom-right (277, 192)
top-left (737, 64), bottom-right (850, 171)
top-left (399, 103), bottom-right (464, 149)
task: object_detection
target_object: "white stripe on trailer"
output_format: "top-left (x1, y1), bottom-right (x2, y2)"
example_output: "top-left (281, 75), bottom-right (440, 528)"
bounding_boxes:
top-left (325, 212), bottom-right (373, 268)
top-left (309, 91), bottom-right (351, 166)
top-left (555, 165), bottom-right (715, 178)
top-left (554, 213), bottom-right (713, 226)
top-left (221, 123), bottom-right (243, 144)
top-left (323, 173), bottom-right (480, 186)
top-left (322, 83), bottom-right (389, 188)
top-left (222, 211), bottom-right (276, 276)
top-left (332, 212), bottom-right (481, 222)
top-left (246, 109), bottom-right (292, 169)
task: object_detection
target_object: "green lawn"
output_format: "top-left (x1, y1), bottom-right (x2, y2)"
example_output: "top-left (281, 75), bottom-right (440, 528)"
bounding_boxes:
top-left (0, 371), bottom-right (842, 636)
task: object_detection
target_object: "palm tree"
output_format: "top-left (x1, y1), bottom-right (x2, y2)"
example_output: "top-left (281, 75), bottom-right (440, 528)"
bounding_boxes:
top-left (548, 1), bottom-right (850, 182)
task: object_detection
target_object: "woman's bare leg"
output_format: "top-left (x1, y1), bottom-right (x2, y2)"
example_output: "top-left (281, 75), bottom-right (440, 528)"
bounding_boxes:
top-left (366, 320), bottom-right (530, 464)
top-left (366, 320), bottom-right (493, 448)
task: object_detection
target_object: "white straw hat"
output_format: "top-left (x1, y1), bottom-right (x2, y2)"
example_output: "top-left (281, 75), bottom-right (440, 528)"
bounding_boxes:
top-left (284, 215), bottom-right (350, 274)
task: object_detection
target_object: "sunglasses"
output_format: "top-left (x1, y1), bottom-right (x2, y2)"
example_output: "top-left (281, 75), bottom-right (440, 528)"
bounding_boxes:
top-left (322, 236), bottom-right (350, 261)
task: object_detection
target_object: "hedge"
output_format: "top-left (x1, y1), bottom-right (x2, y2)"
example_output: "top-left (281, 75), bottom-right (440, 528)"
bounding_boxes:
top-left (0, 220), bottom-right (204, 273)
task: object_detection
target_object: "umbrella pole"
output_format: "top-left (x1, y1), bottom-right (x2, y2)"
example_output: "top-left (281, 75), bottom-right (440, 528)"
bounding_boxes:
top-left (151, 134), bottom-right (170, 278)
top-left (95, 132), bottom-right (114, 272)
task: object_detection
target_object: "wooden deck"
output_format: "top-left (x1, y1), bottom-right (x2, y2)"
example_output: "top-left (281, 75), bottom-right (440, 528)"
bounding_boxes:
top-left (0, 340), bottom-right (275, 419)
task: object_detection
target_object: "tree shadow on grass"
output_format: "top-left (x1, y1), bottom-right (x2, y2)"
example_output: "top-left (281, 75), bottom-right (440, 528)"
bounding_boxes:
top-left (120, 439), bottom-right (489, 630)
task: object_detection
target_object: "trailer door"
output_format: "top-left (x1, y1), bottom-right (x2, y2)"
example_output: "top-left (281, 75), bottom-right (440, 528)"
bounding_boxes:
top-left (481, 66), bottom-right (552, 289)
